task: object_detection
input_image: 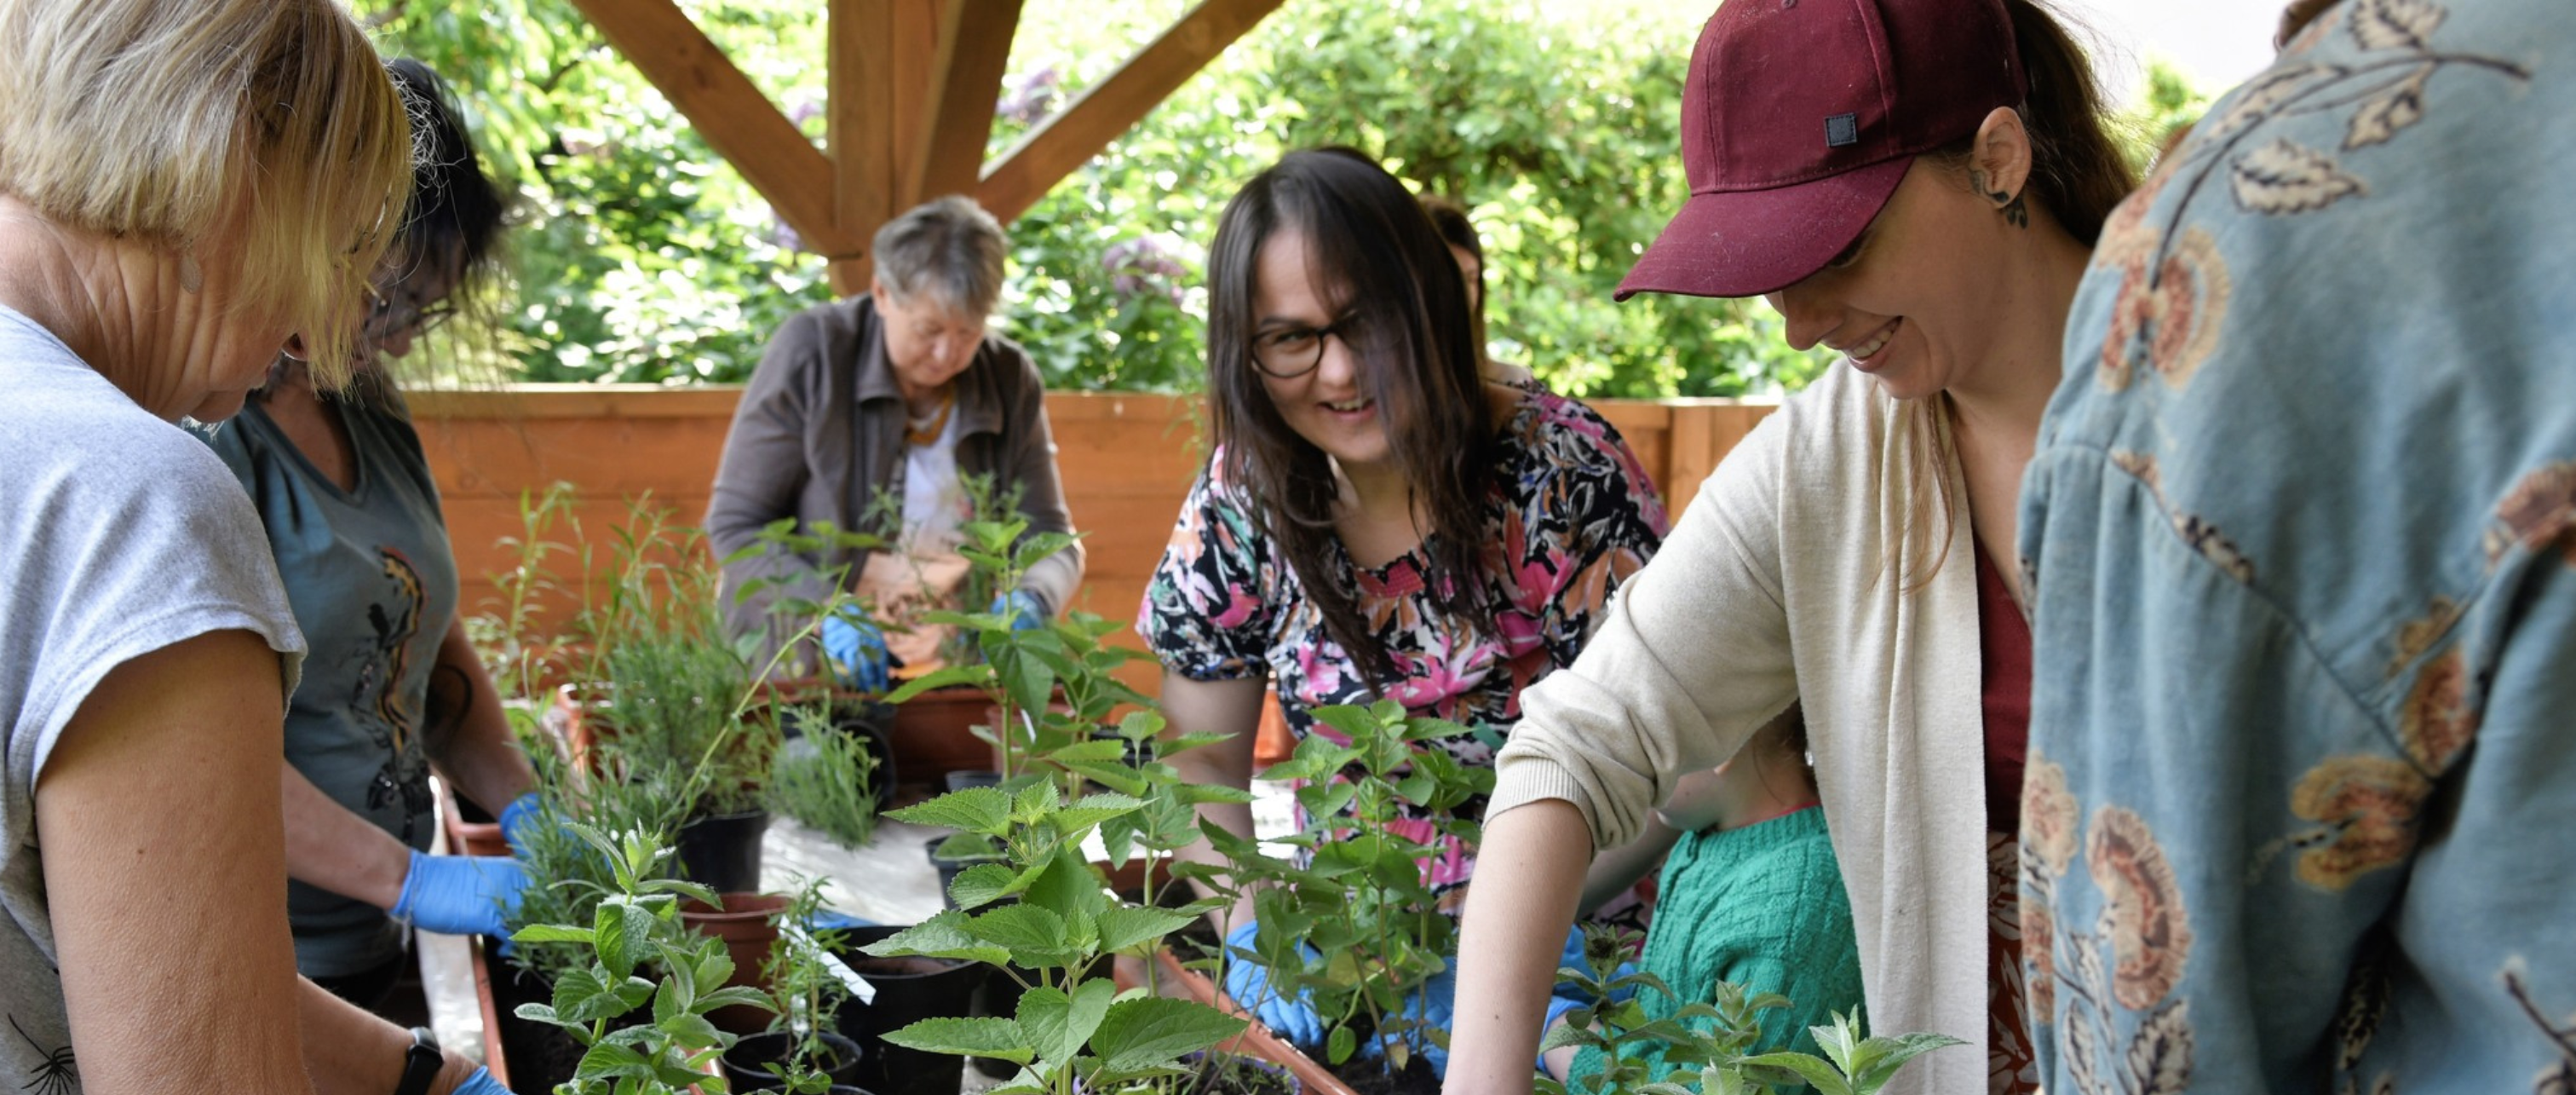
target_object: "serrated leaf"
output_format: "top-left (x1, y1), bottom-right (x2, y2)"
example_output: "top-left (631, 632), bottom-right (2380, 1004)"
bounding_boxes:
top-left (1169, 781), bottom-right (1256, 806)
top-left (512, 1002), bottom-right (563, 1027)
top-left (1327, 1024), bottom-right (1358, 1065)
top-left (1096, 905), bottom-right (1196, 954)
top-left (2345, 66), bottom-right (2429, 148)
top-left (968, 903), bottom-right (1081, 968)
top-left (2229, 139), bottom-right (2367, 215)
top-left (2349, 0), bottom-right (2444, 50)
top-left (884, 1017), bottom-right (1036, 1063)
top-left (948, 862), bottom-right (1023, 910)
top-left (862, 911), bottom-right (1012, 966)
top-left (593, 899), bottom-right (653, 980)
top-left (1086, 997), bottom-right (1248, 1073)
top-left (887, 786), bottom-right (1014, 833)
top-left (574, 1040), bottom-right (653, 1078)
top-left (1019, 977), bottom-right (1118, 1064)
top-left (653, 1011), bottom-right (723, 1051)
top-left (693, 986), bottom-right (779, 1016)
top-left (1047, 739), bottom-right (1130, 764)
top-left (1049, 792), bottom-right (1147, 835)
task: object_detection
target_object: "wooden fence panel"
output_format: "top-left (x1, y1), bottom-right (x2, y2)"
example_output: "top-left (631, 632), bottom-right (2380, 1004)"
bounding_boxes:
top-left (413, 386), bottom-right (1774, 694)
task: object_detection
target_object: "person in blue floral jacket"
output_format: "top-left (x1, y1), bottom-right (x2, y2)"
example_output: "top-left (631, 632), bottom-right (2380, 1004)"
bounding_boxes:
top-left (2016, 0), bottom-right (2576, 1089)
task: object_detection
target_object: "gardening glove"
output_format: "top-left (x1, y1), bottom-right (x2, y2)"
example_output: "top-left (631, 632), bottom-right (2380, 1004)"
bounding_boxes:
top-left (447, 1065), bottom-right (516, 1095)
top-left (496, 791), bottom-right (544, 856)
top-left (392, 850), bottom-right (528, 938)
top-left (990, 589), bottom-right (1046, 631)
top-left (821, 610), bottom-right (891, 694)
top-left (1221, 921), bottom-right (1328, 1048)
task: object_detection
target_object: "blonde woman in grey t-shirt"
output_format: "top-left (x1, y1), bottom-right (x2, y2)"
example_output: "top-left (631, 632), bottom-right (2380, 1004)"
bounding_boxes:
top-left (0, 3), bottom-right (509, 1093)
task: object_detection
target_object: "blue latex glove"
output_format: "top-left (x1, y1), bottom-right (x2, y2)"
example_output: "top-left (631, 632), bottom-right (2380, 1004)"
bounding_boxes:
top-left (1221, 920), bottom-right (1327, 1048)
top-left (1538, 994), bottom-right (1587, 1075)
top-left (820, 611), bottom-right (890, 694)
top-left (496, 791), bottom-right (543, 856)
top-left (1371, 957), bottom-right (1458, 1076)
top-left (990, 589), bottom-right (1045, 631)
top-left (450, 1065), bottom-right (516, 1095)
top-left (392, 850), bottom-right (527, 937)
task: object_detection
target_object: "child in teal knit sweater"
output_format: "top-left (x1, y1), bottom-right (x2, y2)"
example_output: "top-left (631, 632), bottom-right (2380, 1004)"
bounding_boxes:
top-left (1543, 706), bottom-right (1865, 1085)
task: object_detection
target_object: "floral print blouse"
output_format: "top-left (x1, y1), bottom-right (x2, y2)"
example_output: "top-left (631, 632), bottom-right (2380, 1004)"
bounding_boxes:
top-left (1140, 389), bottom-right (1667, 885)
top-left (2021, 2), bottom-right (2576, 1090)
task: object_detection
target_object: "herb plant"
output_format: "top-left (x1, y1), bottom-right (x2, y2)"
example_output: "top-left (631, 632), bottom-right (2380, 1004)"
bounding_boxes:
top-left (1198, 700), bottom-right (1493, 1073)
top-left (508, 824), bottom-right (778, 1095)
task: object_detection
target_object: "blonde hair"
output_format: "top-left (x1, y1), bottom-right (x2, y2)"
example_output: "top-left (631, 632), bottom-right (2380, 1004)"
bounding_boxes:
top-left (0, 0), bottom-right (413, 387)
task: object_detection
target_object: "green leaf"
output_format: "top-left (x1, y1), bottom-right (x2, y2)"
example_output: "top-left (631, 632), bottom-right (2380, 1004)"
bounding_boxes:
top-left (883, 666), bottom-right (987, 703)
top-left (1849, 1032), bottom-right (1969, 1092)
top-left (1327, 1024), bottom-right (1358, 1065)
top-left (573, 1040), bottom-right (653, 1079)
top-left (1090, 998), bottom-right (1248, 1073)
top-left (593, 898), bottom-right (653, 980)
top-left (1017, 977), bottom-right (1116, 1065)
top-left (1048, 792), bottom-right (1147, 835)
top-left (887, 786), bottom-right (1012, 834)
top-left (509, 924), bottom-right (596, 946)
top-left (947, 862), bottom-right (1022, 910)
top-left (883, 1017), bottom-right (1036, 1063)
top-left (511, 1002), bottom-right (563, 1029)
top-left (692, 986), bottom-right (778, 1017)
top-left (1095, 905), bottom-right (1196, 954)
top-left (966, 903), bottom-right (1078, 967)
top-left (861, 912), bottom-right (1012, 967)
top-left (1735, 1052), bottom-right (1857, 1095)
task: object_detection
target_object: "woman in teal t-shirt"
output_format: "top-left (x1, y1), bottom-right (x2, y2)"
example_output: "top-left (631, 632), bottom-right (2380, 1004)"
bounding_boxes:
top-left (203, 60), bottom-right (539, 1012)
top-left (1544, 707), bottom-right (1864, 1086)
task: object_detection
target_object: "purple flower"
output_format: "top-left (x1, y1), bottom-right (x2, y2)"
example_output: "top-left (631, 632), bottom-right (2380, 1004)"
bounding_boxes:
top-left (1102, 233), bottom-right (1195, 304)
top-left (998, 66), bottom-right (1062, 125)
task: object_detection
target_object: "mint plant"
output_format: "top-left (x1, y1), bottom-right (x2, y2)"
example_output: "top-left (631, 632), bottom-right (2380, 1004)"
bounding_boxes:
top-left (508, 824), bottom-right (778, 1094)
top-left (1198, 700), bottom-right (1493, 1073)
top-left (860, 781), bottom-right (1247, 1092)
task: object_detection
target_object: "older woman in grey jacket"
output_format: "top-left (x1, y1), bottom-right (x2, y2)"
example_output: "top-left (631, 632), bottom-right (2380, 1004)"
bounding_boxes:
top-left (708, 196), bottom-right (1082, 685)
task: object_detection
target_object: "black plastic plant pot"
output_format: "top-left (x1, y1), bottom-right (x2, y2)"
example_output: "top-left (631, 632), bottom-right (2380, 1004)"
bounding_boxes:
top-left (833, 709), bottom-right (900, 811)
top-left (676, 808), bottom-right (769, 894)
top-left (831, 925), bottom-right (989, 1095)
top-left (719, 1030), bottom-right (866, 1091)
top-left (922, 833), bottom-right (1004, 909)
top-left (941, 769), bottom-right (1003, 794)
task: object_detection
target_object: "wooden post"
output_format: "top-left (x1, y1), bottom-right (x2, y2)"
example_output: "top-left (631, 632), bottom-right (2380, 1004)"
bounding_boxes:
top-left (917, 0), bottom-right (1024, 203)
top-left (975, 0), bottom-right (1286, 222)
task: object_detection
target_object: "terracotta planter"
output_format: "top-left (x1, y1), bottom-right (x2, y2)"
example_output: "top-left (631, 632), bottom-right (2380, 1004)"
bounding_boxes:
top-left (438, 780), bottom-right (511, 858)
top-left (1128, 950), bottom-right (1357, 1095)
top-left (681, 893), bottom-right (791, 1034)
top-left (890, 683), bottom-right (1006, 788)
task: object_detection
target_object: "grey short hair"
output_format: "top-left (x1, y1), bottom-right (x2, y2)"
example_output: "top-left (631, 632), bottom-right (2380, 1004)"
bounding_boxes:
top-left (871, 194), bottom-right (1007, 316)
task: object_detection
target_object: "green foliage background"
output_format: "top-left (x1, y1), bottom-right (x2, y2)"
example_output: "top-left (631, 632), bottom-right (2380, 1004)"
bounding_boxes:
top-left (361, 0), bottom-right (2205, 397)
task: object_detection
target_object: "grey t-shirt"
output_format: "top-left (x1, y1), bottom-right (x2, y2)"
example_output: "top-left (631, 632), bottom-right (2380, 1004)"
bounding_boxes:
top-left (204, 394), bottom-right (457, 977)
top-left (0, 307), bottom-right (304, 1092)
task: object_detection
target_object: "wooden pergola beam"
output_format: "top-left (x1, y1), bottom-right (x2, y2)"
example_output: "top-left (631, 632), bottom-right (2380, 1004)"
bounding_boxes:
top-left (915, 0), bottom-right (1025, 204)
top-left (975, 0), bottom-right (1285, 223)
top-left (563, 0), bottom-right (854, 257)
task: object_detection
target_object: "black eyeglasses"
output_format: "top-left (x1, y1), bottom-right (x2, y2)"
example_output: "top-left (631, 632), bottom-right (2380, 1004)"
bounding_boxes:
top-left (1249, 314), bottom-right (1377, 378)
top-left (365, 284), bottom-right (457, 339)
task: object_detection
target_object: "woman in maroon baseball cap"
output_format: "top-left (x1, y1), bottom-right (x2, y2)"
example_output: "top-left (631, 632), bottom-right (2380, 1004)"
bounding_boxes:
top-left (1448, 1), bottom-right (2136, 1092)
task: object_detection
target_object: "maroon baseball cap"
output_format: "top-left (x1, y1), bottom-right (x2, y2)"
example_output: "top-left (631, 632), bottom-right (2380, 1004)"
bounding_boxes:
top-left (1617, 0), bottom-right (2029, 301)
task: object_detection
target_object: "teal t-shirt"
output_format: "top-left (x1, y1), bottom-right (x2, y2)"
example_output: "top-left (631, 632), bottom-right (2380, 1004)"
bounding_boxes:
top-left (1570, 804), bottom-right (1864, 1086)
top-left (202, 391), bottom-right (457, 977)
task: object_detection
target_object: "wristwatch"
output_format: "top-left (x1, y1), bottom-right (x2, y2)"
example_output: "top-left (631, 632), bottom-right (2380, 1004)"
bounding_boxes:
top-left (394, 1026), bottom-right (441, 1095)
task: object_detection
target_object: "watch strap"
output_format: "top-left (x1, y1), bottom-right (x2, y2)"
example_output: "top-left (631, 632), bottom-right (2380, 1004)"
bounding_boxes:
top-left (394, 1026), bottom-right (442, 1095)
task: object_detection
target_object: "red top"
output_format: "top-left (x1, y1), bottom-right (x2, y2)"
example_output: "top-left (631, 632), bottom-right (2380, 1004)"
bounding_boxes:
top-left (1975, 548), bottom-right (2033, 833)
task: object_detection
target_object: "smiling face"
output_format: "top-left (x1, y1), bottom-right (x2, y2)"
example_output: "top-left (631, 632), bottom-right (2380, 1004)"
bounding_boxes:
top-left (1762, 157), bottom-right (2021, 403)
top-left (1250, 228), bottom-right (1394, 472)
top-left (873, 280), bottom-right (987, 403)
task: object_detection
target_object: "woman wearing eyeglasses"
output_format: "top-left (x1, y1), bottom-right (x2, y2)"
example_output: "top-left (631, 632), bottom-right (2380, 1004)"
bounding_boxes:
top-left (1137, 148), bottom-right (1667, 1060)
top-left (201, 59), bottom-right (541, 1017)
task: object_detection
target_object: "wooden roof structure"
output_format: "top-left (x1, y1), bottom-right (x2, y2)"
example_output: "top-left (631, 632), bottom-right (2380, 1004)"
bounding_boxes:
top-left (564, 0), bottom-right (1287, 295)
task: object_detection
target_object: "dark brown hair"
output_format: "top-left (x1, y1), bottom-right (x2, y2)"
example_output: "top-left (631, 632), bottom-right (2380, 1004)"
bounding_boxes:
top-left (1205, 148), bottom-right (1497, 686)
top-left (1905, 0), bottom-right (2136, 590)
top-left (1418, 194), bottom-right (1492, 366)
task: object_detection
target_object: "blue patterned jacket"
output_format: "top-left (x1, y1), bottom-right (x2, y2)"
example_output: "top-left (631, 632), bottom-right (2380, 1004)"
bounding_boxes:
top-left (2018, 0), bottom-right (2576, 1090)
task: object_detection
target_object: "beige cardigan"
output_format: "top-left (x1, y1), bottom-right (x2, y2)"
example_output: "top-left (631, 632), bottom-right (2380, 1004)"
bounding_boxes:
top-left (1491, 364), bottom-right (1991, 1095)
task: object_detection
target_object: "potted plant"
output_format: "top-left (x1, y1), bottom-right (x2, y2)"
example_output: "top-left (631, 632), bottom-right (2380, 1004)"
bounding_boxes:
top-left (716, 882), bottom-right (871, 1092)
